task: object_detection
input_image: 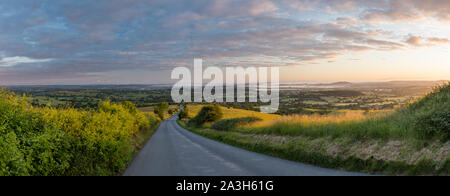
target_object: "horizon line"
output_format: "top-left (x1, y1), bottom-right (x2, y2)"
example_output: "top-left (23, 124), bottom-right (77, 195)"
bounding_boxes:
top-left (2, 80), bottom-right (448, 87)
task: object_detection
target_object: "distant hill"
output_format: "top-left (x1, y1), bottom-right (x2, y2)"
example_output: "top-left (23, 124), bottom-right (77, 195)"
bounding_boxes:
top-left (310, 81), bottom-right (352, 87)
top-left (330, 81), bottom-right (352, 86)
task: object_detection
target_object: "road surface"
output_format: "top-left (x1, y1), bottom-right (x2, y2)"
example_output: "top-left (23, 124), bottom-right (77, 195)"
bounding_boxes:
top-left (123, 115), bottom-right (364, 176)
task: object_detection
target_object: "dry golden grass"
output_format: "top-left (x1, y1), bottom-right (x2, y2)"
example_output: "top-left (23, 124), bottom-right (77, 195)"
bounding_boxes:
top-left (187, 104), bottom-right (392, 128)
top-left (186, 104), bottom-right (281, 122)
top-left (139, 105), bottom-right (179, 119)
top-left (256, 110), bottom-right (390, 127)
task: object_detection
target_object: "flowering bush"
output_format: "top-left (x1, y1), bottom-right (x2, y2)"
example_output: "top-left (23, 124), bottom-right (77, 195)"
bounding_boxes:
top-left (0, 89), bottom-right (153, 176)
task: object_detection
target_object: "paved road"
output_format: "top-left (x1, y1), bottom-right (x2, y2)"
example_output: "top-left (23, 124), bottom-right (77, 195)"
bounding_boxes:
top-left (123, 115), bottom-right (364, 176)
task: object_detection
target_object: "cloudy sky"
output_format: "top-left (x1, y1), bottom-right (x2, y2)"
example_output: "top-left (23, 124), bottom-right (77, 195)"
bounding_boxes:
top-left (0, 0), bottom-right (449, 85)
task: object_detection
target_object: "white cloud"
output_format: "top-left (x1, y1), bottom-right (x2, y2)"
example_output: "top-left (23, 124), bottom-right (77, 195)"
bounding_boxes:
top-left (0, 56), bottom-right (53, 67)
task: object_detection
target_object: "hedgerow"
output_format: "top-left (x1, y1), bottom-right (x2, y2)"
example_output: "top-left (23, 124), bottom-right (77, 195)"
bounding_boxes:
top-left (0, 88), bottom-right (155, 176)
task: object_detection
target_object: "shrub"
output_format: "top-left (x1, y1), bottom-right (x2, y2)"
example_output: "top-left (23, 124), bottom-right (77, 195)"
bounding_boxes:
top-left (0, 89), bottom-right (154, 176)
top-left (0, 131), bottom-right (28, 176)
top-left (146, 113), bottom-right (161, 126)
top-left (179, 107), bottom-right (190, 119)
top-left (415, 106), bottom-right (450, 141)
top-left (189, 104), bottom-right (223, 126)
top-left (154, 102), bottom-right (169, 120)
top-left (0, 90), bottom-right (73, 176)
top-left (211, 117), bottom-right (262, 131)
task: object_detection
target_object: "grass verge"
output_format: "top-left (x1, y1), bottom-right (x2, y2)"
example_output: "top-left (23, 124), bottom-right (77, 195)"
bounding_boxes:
top-left (122, 121), bottom-right (161, 175)
top-left (178, 120), bottom-right (449, 175)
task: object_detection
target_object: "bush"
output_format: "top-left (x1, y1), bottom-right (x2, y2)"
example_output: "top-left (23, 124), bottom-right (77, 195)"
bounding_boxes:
top-left (179, 107), bottom-right (189, 119)
top-left (0, 131), bottom-right (29, 176)
top-left (146, 113), bottom-right (161, 126)
top-left (211, 117), bottom-right (262, 131)
top-left (0, 89), bottom-right (154, 176)
top-left (0, 90), bottom-right (73, 176)
top-left (415, 106), bottom-right (450, 141)
top-left (154, 102), bottom-right (169, 120)
top-left (189, 104), bottom-right (223, 126)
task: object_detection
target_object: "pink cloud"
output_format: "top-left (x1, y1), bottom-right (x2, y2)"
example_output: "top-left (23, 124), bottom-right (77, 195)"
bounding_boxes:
top-left (361, 0), bottom-right (450, 22)
top-left (405, 35), bottom-right (450, 47)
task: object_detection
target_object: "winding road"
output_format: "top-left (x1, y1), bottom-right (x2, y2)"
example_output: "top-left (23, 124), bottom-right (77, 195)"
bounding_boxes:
top-left (123, 115), bottom-right (364, 176)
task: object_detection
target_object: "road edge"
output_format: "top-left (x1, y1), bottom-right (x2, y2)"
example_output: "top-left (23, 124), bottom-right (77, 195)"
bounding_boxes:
top-left (177, 119), bottom-right (450, 176)
top-left (120, 121), bottom-right (162, 176)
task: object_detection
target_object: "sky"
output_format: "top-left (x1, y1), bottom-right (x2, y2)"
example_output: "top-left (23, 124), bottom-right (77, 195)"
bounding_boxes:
top-left (0, 0), bottom-right (449, 85)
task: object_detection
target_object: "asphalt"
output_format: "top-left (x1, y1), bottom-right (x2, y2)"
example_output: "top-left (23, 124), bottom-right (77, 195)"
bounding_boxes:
top-left (123, 115), bottom-right (365, 176)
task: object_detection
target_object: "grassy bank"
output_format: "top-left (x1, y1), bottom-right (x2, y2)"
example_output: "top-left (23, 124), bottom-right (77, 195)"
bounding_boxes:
top-left (241, 83), bottom-right (449, 141)
top-left (179, 120), bottom-right (449, 175)
top-left (179, 84), bottom-right (450, 175)
top-left (0, 88), bottom-right (160, 176)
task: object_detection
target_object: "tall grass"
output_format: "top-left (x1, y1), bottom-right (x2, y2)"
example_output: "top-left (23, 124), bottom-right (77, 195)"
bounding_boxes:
top-left (179, 120), bottom-right (450, 175)
top-left (211, 117), bottom-right (262, 131)
top-left (243, 113), bottom-right (410, 140)
top-left (241, 83), bottom-right (450, 141)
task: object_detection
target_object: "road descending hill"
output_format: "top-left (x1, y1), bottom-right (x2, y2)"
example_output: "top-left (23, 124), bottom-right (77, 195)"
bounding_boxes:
top-left (123, 115), bottom-right (365, 176)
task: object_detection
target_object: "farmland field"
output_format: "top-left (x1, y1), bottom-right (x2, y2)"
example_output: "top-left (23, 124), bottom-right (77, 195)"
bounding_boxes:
top-left (8, 81), bottom-right (442, 116)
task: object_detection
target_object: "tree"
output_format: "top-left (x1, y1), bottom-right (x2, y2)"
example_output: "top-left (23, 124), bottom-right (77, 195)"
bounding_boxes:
top-left (179, 106), bottom-right (189, 119)
top-left (154, 102), bottom-right (169, 120)
top-left (188, 104), bottom-right (223, 126)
